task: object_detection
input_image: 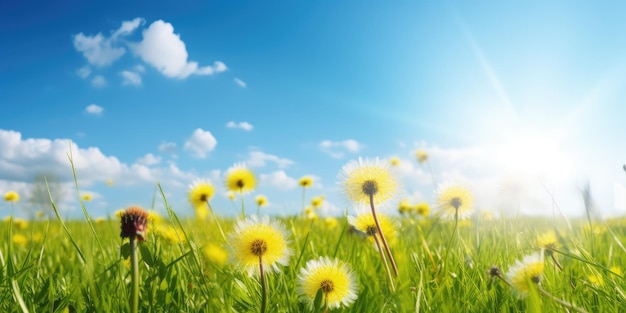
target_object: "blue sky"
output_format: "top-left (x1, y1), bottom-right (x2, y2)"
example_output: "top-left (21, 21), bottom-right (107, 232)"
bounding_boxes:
top-left (2, 1), bottom-right (626, 219)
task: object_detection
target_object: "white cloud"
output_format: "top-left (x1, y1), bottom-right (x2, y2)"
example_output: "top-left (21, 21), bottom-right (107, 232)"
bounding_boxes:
top-left (85, 104), bottom-right (103, 115)
top-left (158, 141), bottom-right (177, 154)
top-left (245, 151), bottom-right (293, 169)
top-left (131, 20), bottom-right (227, 79)
top-left (226, 121), bottom-right (253, 131)
top-left (120, 70), bottom-right (142, 86)
top-left (319, 139), bottom-right (363, 158)
top-left (234, 78), bottom-right (247, 88)
top-left (72, 18), bottom-right (144, 67)
top-left (137, 153), bottom-right (161, 166)
top-left (76, 66), bottom-right (91, 79)
top-left (91, 75), bottom-right (107, 87)
top-left (260, 170), bottom-right (297, 190)
top-left (183, 128), bottom-right (217, 158)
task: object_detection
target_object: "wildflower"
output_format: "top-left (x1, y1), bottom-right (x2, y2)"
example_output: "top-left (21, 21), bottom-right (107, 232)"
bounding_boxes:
top-left (225, 163), bottom-right (256, 194)
top-left (506, 252), bottom-right (544, 298)
top-left (298, 257), bottom-right (358, 310)
top-left (587, 273), bottom-right (604, 287)
top-left (95, 217), bottom-right (106, 224)
top-left (414, 202), bottom-right (430, 216)
top-left (488, 265), bottom-right (502, 279)
top-left (13, 234), bottom-right (28, 247)
top-left (119, 206), bottom-right (149, 242)
top-left (299, 176), bottom-right (314, 188)
top-left (415, 150), bottom-right (428, 164)
top-left (148, 211), bottom-right (163, 225)
top-left (82, 193), bottom-right (92, 201)
top-left (228, 215), bottom-right (292, 275)
top-left (339, 157), bottom-right (398, 206)
top-left (311, 196), bottom-right (324, 209)
top-left (156, 225), bottom-right (185, 244)
top-left (4, 191), bottom-right (19, 202)
top-left (202, 243), bottom-right (228, 266)
top-left (435, 182), bottom-right (473, 220)
top-left (398, 199), bottom-right (411, 214)
top-left (255, 195), bottom-right (268, 207)
top-left (348, 213), bottom-right (397, 246)
top-left (188, 180), bottom-right (215, 209)
top-left (537, 231), bottom-right (559, 256)
top-left (389, 157), bottom-right (400, 167)
top-left (13, 218), bottom-right (28, 230)
top-left (610, 266), bottom-right (622, 277)
top-left (324, 217), bottom-right (339, 229)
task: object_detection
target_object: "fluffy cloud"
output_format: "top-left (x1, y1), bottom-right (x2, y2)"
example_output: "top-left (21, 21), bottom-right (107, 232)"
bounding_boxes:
top-left (226, 121), bottom-right (253, 131)
top-left (73, 17), bottom-right (144, 67)
top-left (245, 151), bottom-right (293, 169)
top-left (85, 104), bottom-right (103, 115)
top-left (120, 70), bottom-right (142, 86)
top-left (131, 20), bottom-right (227, 79)
top-left (136, 153), bottom-right (161, 166)
top-left (158, 141), bottom-right (177, 154)
top-left (91, 75), bottom-right (107, 88)
top-left (183, 128), bottom-right (217, 158)
top-left (260, 170), bottom-right (297, 190)
top-left (76, 65), bottom-right (91, 79)
top-left (319, 139), bottom-right (363, 158)
top-left (234, 78), bottom-right (247, 88)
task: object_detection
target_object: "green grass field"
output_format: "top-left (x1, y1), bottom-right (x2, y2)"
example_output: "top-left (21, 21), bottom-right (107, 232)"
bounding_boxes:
top-left (2, 190), bottom-right (625, 312)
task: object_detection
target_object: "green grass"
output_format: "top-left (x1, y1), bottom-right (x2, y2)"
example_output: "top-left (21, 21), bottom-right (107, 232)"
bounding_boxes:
top-left (2, 197), bottom-right (626, 313)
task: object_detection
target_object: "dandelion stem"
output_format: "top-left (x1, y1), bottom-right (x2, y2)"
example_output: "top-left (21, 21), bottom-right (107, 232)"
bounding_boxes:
top-left (207, 201), bottom-right (227, 242)
top-left (259, 255), bottom-right (267, 313)
top-left (129, 235), bottom-right (139, 313)
top-left (373, 234), bottom-right (396, 292)
top-left (240, 189), bottom-right (245, 219)
top-left (537, 284), bottom-right (588, 313)
top-left (550, 254), bottom-right (563, 271)
top-left (369, 193), bottom-right (398, 277)
top-left (441, 210), bottom-right (459, 272)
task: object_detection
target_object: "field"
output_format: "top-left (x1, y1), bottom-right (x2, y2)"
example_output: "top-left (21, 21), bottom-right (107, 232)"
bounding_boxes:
top-left (2, 179), bottom-right (625, 313)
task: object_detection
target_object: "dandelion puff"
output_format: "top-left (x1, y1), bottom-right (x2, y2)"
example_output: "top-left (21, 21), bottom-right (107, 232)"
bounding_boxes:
top-left (435, 182), bottom-right (473, 220)
top-left (506, 252), bottom-right (545, 298)
top-left (298, 257), bottom-right (358, 310)
top-left (338, 157), bottom-right (398, 207)
top-left (228, 215), bottom-right (292, 275)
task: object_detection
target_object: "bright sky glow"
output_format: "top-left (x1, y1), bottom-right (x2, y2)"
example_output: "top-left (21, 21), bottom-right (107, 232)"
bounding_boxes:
top-left (1, 1), bottom-right (625, 219)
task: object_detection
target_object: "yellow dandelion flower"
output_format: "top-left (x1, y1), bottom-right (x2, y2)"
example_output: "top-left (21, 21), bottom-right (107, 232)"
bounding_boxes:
top-left (225, 163), bottom-right (256, 194)
top-left (13, 218), bottom-right (28, 230)
top-left (228, 215), bottom-right (292, 275)
top-left (255, 195), bottom-right (268, 207)
top-left (156, 225), bottom-right (185, 244)
top-left (298, 257), bottom-right (358, 309)
top-left (311, 196), bottom-right (325, 209)
top-left (299, 176), bottom-right (314, 188)
top-left (188, 180), bottom-right (215, 208)
top-left (4, 191), bottom-right (19, 202)
top-left (339, 157), bottom-right (398, 206)
top-left (324, 217), bottom-right (339, 229)
top-left (389, 157), bottom-right (400, 167)
top-left (587, 273), bottom-right (604, 287)
top-left (537, 231), bottom-right (559, 256)
top-left (32, 232), bottom-right (43, 243)
top-left (82, 193), bottom-right (92, 201)
top-left (506, 252), bottom-right (544, 298)
top-left (95, 217), bottom-right (106, 224)
top-left (348, 213), bottom-right (397, 245)
top-left (227, 191), bottom-right (236, 201)
top-left (114, 209), bottom-right (125, 219)
top-left (202, 243), bottom-right (228, 266)
top-left (304, 207), bottom-right (314, 216)
top-left (398, 198), bottom-right (411, 214)
top-left (436, 182), bottom-right (473, 219)
top-left (414, 202), bottom-right (430, 216)
top-left (148, 211), bottom-right (163, 224)
top-left (306, 210), bottom-right (318, 221)
top-left (13, 234), bottom-right (28, 247)
top-left (610, 266), bottom-right (622, 277)
top-left (415, 150), bottom-right (428, 164)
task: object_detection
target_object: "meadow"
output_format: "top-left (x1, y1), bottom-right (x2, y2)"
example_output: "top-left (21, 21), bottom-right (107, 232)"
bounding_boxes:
top-left (1, 157), bottom-right (626, 312)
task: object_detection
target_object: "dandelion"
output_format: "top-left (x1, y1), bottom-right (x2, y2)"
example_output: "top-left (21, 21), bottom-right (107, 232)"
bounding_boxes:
top-left (538, 230), bottom-right (563, 270)
top-left (398, 199), bottom-right (411, 214)
top-left (4, 191), bottom-right (19, 202)
top-left (414, 202), bottom-right (430, 217)
top-left (324, 217), bottom-right (339, 229)
top-left (436, 182), bottom-right (473, 220)
top-left (587, 273), bottom-right (604, 287)
top-left (298, 257), bottom-right (358, 310)
top-left (119, 206), bottom-right (149, 313)
top-left (202, 243), bottom-right (228, 266)
top-left (255, 195), bottom-right (268, 215)
top-left (228, 215), bottom-right (291, 313)
top-left (188, 180), bottom-right (215, 210)
top-left (12, 234), bottom-right (28, 247)
top-left (339, 157), bottom-right (399, 288)
top-left (311, 195), bottom-right (325, 209)
top-left (13, 218), bottom-right (28, 230)
top-left (95, 217), bottom-right (106, 225)
top-left (299, 176), bottom-right (314, 217)
top-left (156, 225), bottom-right (185, 244)
top-left (610, 266), bottom-right (622, 277)
top-left (225, 163), bottom-right (256, 218)
top-left (415, 149), bottom-right (428, 164)
top-left (389, 157), bottom-right (400, 167)
top-left (82, 193), bottom-right (92, 201)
